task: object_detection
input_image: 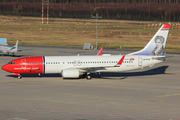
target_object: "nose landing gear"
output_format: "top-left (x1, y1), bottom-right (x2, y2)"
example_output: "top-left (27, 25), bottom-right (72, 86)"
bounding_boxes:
top-left (18, 75), bottom-right (22, 79)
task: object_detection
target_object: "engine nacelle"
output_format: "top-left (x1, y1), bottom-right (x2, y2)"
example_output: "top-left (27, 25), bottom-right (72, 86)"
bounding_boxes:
top-left (61, 69), bottom-right (80, 78)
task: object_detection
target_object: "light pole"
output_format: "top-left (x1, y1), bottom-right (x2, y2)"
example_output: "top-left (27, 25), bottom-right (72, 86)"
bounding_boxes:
top-left (92, 16), bottom-right (102, 49)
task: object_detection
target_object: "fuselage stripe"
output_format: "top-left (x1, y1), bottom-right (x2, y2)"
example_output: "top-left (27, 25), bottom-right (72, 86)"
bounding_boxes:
top-left (43, 56), bottom-right (45, 73)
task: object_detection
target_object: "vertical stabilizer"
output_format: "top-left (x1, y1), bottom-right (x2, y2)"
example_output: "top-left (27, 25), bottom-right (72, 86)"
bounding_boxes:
top-left (12, 40), bottom-right (18, 53)
top-left (128, 24), bottom-right (170, 56)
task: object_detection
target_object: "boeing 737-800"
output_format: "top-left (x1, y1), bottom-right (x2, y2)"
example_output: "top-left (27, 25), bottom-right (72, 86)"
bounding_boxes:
top-left (1, 24), bottom-right (170, 79)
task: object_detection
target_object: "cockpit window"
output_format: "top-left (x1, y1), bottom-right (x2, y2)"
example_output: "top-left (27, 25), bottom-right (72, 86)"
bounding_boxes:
top-left (8, 62), bottom-right (15, 64)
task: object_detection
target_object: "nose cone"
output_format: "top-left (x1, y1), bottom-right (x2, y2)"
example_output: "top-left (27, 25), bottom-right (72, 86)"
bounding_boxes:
top-left (1, 64), bottom-right (9, 72)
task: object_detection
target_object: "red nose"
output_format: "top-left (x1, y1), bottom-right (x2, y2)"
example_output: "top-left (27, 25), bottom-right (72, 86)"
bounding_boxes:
top-left (1, 64), bottom-right (9, 72)
top-left (1, 65), bottom-right (6, 70)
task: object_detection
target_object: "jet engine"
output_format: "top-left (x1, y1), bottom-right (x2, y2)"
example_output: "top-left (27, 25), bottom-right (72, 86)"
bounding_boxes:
top-left (61, 69), bottom-right (80, 78)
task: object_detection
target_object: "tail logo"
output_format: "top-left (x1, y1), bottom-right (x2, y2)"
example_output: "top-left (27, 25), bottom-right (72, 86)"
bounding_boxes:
top-left (150, 36), bottom-right (164, 56)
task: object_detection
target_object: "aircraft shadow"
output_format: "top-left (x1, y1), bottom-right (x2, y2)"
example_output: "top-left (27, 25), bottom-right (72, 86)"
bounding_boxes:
top-left (95, 66), bottom-right (170, 79)
top-left (6, 73), bottom-right (62, 78)
top-left (6, 66), bottom-right (169, 79)
top-left (0, 54), bottom-right (25, 57)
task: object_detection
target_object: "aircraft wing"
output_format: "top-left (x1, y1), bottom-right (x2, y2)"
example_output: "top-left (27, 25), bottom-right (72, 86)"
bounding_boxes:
top-left (78, 66), bottom-right (108, 73)
top-left (77, 55), bottom-right (125, 73)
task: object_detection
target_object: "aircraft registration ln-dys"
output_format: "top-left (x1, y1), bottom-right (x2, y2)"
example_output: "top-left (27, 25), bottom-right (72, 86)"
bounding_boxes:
top-left (1, 24), bottom-right (170, 79)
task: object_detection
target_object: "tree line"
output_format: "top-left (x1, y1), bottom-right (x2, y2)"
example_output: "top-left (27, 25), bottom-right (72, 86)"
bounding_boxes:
top-left (0, 2), bottom-right (180, 21)
top-left (0, 0), bottom-right (179, 3)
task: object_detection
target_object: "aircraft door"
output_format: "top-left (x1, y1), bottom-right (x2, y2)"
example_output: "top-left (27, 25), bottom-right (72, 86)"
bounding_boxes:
top-left (138, 57), bottom-right (143, 66)
top-left (21, 59), bottom-right (26, 69)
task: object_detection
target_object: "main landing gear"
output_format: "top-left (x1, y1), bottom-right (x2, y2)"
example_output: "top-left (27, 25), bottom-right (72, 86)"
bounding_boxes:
top-left (12, 73), bottom-right (21, 79)
top-left (86, 75), bottom-right (91, 80)
top-left (83, 73), bottom-right (92, 80)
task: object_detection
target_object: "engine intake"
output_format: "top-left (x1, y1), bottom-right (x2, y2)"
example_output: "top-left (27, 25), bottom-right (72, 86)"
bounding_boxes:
top-left (61, 69), bottom-right (80, 78)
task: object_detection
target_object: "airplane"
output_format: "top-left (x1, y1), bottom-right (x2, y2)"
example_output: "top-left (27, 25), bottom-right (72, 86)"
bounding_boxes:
top-left (0, 40), bottom-right (18, 56)
top-left (1, 24), bottom-right (170, 79)
top-left (0, 40), bottom-right (33, 56)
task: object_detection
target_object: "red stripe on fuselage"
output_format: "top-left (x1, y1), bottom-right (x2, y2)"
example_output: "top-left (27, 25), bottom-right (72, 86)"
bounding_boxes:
top-left (2, 56), bottom-right (44, 74)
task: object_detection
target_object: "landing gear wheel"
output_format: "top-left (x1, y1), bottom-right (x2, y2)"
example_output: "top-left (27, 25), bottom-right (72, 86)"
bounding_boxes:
top-left (86, 75), bottom-right (91, 80)
top-left (83, 73), bottom-right (87, 78)
top-left (18, 75), bottom-right (22, 79)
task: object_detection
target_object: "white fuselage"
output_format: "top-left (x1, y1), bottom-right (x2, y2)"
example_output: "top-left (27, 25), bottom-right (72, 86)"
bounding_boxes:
top-left (44, 55), bottom-right (163, 74)
top-left (0, 46), bottom-right (15, 53)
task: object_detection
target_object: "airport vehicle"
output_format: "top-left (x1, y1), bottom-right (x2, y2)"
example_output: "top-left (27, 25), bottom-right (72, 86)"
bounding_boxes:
top-left (0, 40), bottom-right (18, 56)
top-left (1, 24), bottom-right (170, 79)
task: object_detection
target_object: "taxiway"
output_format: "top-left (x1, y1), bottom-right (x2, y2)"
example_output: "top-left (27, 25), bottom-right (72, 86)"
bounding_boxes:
top-left (0, 45), bottom-right (180, 120)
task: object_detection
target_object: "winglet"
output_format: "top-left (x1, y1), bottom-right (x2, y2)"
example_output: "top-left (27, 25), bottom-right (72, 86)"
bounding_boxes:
top-left (115, 55), bottom-right (125, 67)
top-left (117, 55), bottom-right (125, 65)
top-left (97, 47), bottom-right (103, 56)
